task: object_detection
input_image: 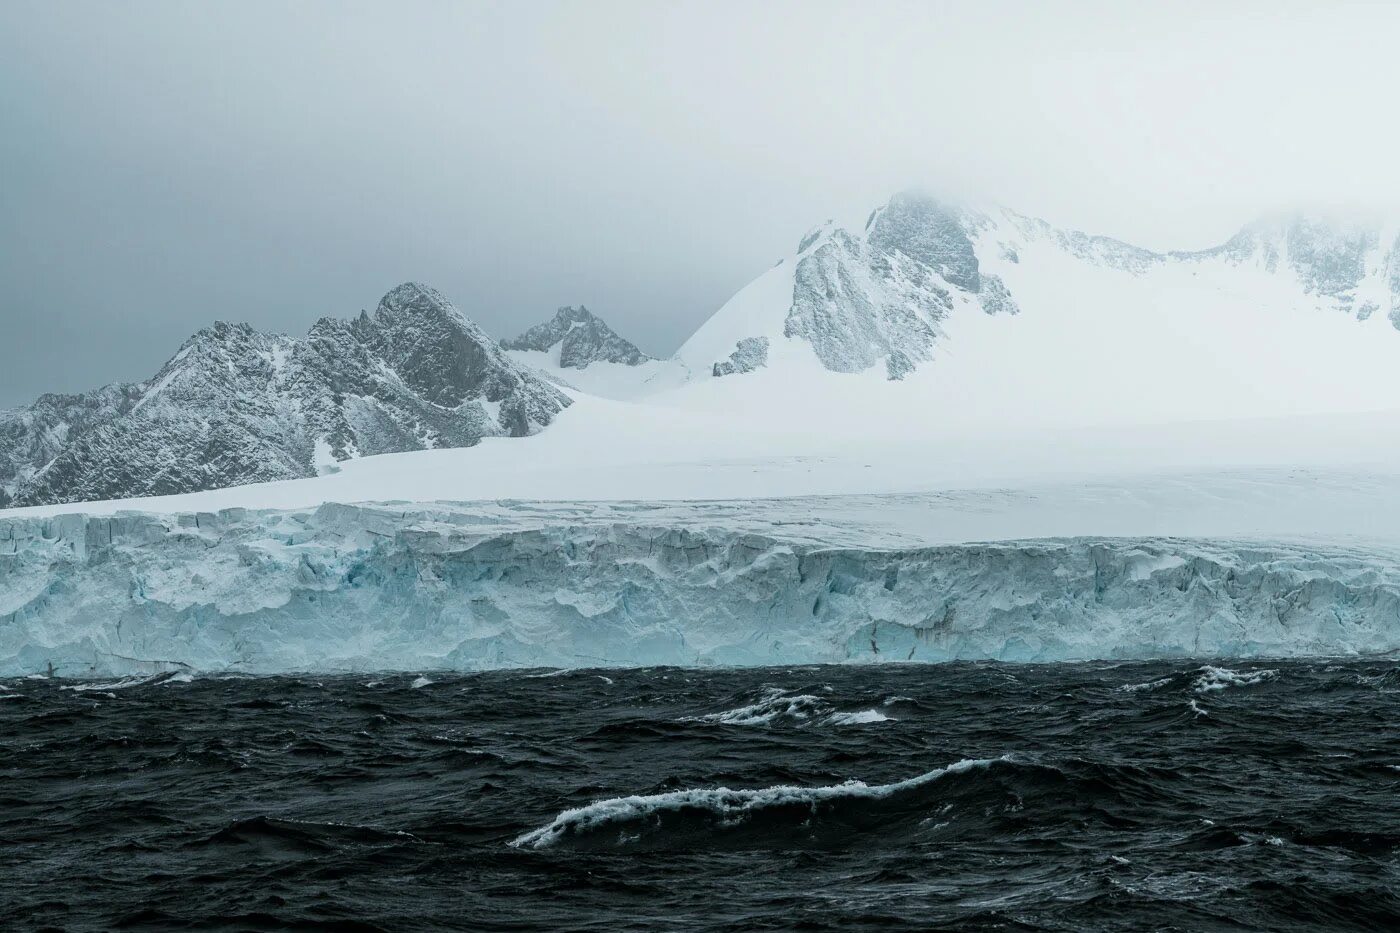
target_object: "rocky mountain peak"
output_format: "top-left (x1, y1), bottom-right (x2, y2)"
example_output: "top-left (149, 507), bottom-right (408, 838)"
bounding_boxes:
top-left (502, 305), bottom-right (652, 369)
top-left (1, 283), bottom-right (570, 508)
top-left (867, 190), bottom-right (982, 291)
top-left (771, 191), bottom-right (1018, 381)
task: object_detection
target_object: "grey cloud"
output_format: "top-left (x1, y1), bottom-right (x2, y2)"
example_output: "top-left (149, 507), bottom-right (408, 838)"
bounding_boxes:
top-left (3, 0), bottom-right (1400, 406)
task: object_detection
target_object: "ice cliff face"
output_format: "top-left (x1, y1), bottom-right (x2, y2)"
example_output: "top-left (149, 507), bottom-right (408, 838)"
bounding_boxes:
top-left (5, 503), bottom-right (1400, 676)
top-left (2, 284), bottom-right (569, 508)
top-left (502, 306), bottom-right (651, 368)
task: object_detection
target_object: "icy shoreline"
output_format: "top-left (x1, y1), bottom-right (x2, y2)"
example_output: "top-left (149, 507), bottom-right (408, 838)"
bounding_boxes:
top-left (5, 496), bottom-right (1400, 676)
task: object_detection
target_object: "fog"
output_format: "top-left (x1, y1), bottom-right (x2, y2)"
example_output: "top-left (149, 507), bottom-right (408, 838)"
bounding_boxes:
top-left (3, 0), bottom-right (1398, 406)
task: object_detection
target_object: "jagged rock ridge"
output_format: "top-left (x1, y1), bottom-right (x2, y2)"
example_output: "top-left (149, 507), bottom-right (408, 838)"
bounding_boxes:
top-left (502, 305), bottom-right (652, 368)
top-left (1, 283), bottom-right (569, 508)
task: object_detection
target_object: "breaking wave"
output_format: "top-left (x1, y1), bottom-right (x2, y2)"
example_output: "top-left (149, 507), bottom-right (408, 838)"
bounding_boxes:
top-left (686, 688), bottom-right (831, 726)
top-left (60, 671), bottom-right (194, 692)
top-left (1194, 666), bottom-right (1278, 694)
top-left (827, 709), bottom-right (895, 725)
top-left (685, 688), bottom-right (896, 728)
top-left (511, 757), bottom-right (1009, 850)
top-left (1119, 676), bottom-right (1174, 693)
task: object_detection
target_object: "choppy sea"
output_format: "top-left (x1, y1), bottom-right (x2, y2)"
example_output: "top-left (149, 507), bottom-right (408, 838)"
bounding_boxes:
top-left (5, 660), bottom-right (1400, 931)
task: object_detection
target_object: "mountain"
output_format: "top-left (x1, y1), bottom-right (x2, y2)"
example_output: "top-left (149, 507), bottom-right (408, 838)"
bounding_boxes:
top-left (0, 384), bottom-right (146, 509)
top-left (681, 191), bottom-right (1400, 382)
top-left (501, 306), bottom-right (689, 401)
top-left (1, 283), bottom-right (569, 508)
top-left (670, 190), bottom-right (1400, 433)
top-left (502, 305), bottom-right (652, 367)
top-left (7, 190), bottom-right (1400, 513)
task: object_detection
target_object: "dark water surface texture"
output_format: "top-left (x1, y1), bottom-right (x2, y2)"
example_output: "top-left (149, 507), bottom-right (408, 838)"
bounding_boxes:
top-left (5, 660), bottom-right (1400, 931)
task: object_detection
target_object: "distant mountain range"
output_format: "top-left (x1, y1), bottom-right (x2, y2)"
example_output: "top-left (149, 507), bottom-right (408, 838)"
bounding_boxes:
top-left (1, 283), bottom-right (569, 507)
top-left (5, 191), bottom-right (1400, 509)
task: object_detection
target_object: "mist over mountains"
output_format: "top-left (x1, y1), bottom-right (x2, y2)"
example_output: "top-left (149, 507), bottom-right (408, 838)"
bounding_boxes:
top-left (4, 190), bottom-right (1399, 509)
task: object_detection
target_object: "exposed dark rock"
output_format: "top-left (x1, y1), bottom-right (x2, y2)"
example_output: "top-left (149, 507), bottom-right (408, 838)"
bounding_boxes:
top-left (3, 283), bottom-right (569, 508)
top-left (712, 337), bottom-right (769, 377)
top-left (502, 306), bottom-right (651, 368)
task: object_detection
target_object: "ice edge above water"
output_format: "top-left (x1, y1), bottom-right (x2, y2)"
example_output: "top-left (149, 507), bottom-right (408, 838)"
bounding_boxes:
top-left (5, 498), bottom-right (1400, 676)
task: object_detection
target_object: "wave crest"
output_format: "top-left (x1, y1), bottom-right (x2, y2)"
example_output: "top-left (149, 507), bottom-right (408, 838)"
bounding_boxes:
top-left (1194, 666), bottom-right (1278, 694)
top-left (686, 688), bottom-right (897, 728)
top-left (510, 757), bottom-right (1007, 850)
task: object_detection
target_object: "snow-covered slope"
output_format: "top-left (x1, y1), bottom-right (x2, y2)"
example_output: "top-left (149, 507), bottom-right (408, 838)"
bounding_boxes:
top-left (7, 189), bottom-right (1400, 513)
top-left (662, 191), bottom-right (1400, 435)
top-left (1, 283), bottom-right (569, 508)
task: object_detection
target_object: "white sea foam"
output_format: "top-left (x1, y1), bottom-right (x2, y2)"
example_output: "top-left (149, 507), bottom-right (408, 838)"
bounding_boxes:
top-left (1119, 677), bottom-right (1173, 693)
top-left (827, 709), bottom-right (895, 725)
top-left (510, 757), bottom-right (1007, 849)
top-left (691, 689), bottom-right (899, 727)
top-left (61, 673), bottom-right (173, 692)
top-left (410, 675), bottom-right (433, 689)
top-left (689, 689), bottom-right (830, 726)
top-left (1193, 666), bottom-right (1277, 694)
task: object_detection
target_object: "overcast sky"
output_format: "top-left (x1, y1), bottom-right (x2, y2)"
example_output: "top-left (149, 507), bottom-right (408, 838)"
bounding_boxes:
top-left (3, 0), bottom-right (1399, 406)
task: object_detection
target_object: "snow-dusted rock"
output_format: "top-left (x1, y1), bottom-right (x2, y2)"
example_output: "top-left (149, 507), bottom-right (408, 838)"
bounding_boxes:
top-left (502, 305), bottom-right (651, 368)
top-left (711, 337), bottom-right (769, 377)
top-left (1173, 214), bottom-right (1400, 323)
top-left (3, 283), bottom-right (569, 508)
top-left (681, 190), bottom-right (1400, 392)
top-left (0, 384), bottom-right (147, 509)
top-left (775, 194), bottom-right (1025, 381)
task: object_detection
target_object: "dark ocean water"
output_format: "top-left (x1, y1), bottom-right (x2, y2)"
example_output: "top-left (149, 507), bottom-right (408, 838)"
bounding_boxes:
top-left (4, 660), bottom-right (1400, 932)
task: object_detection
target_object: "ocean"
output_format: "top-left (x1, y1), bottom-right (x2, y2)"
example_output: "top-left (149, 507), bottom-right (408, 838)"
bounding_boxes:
top-left (4, 660), bottom-right (1399, 931)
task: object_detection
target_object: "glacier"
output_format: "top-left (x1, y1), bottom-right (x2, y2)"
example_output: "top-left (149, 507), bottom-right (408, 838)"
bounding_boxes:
top-left (7, 490), bottom-right (1400, 677)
